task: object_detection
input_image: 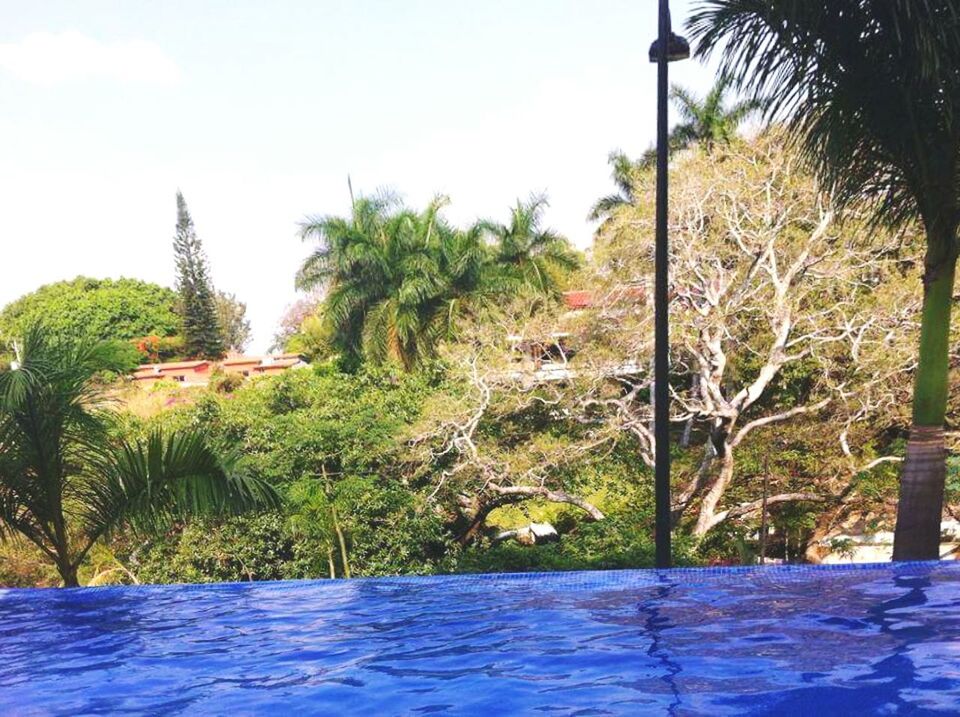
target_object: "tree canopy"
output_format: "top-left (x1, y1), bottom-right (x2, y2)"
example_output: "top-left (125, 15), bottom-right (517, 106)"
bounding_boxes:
top-left (295, 192), bottom-right (579, 371)
top-left (0, 276), bottom-right (179, 346)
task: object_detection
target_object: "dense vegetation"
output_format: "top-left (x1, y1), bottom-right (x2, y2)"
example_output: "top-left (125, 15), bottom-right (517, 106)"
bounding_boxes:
top-left (0, 327), bottom-right (278, 586)
top-left (1, 62), bottom-right (958, 586)
top-left (0, 277), bottom-right (179, 347)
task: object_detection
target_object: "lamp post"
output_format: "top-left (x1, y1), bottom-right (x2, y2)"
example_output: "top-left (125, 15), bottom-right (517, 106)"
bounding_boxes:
top-left (649, 1), bottom-right (688, 569)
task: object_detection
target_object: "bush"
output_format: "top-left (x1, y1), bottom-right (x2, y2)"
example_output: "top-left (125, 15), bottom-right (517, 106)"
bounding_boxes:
top-left (129, 513), bottom-right (294, 584)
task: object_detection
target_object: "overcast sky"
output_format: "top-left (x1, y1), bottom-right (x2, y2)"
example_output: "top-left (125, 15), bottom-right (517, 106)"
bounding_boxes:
top-left (0, 1), bottom-right (716, 351)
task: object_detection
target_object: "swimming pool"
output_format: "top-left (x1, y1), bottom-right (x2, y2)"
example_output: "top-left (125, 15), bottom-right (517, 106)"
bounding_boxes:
top-left (1, 561), bottom-right (958, 715)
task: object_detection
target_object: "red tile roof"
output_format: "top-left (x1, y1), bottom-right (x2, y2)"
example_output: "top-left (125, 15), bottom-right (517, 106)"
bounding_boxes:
top-left (562, 287), bottom-right (645, 310)
top-left (222, 353), bottom-right (304, 366)
top-left (134, 360), bottom-right (209, 373)
top-left (562, 290), bottom-right (593, 309)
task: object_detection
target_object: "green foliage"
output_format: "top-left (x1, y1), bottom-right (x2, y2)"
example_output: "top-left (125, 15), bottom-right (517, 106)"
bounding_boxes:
top-left (667, 76), bottom-right (761, 151)
top-left (295, 192), bottom-right (578, 371)
top-left (0, 325), bottom-right (278, 586)
top-left (0, 276), bottom-right (179, 346)
top-left (209, 370), bottom-right (244, 394)
top-left (589, 151), bottom-right (640, 222)
top-left (945, 456), bottom-right (960, 507)
top-left (479, 195), bottom-right (581, 297)
top-left (215, 291), bottom-right (252, 353)
top-left (97, 339), bottom-right (143, 375)
top-left (126, 365), bottom-right (454, 582)
top-left (174, 192), bottom-right (225, 360)
top-left (132, 514), bottom-right (294, 584)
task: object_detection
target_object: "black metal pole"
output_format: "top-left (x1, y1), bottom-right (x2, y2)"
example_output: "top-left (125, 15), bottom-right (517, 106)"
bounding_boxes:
top-left (654, 0), bottom-right (672, 569)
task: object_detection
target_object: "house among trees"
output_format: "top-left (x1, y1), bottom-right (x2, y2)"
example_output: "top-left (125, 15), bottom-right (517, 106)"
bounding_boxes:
top-left (132, 353), bottom-right (308, 387)
top-left (506, 288), bottom-right (646, 382)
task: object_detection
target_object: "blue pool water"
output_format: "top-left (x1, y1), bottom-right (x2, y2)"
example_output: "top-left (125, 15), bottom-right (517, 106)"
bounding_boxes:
top-left (1, 562), bottom-right (959, 715)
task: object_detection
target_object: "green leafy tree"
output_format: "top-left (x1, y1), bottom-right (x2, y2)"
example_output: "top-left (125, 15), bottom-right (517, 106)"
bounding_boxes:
top-left (174, 192), bottom-right (225, 359)
top-left (0, 277), bottom-right (179, 345)
top-left (480, 195), bottom-right (580, 296)
top-left (128, 366), bottom-right (452, 582)
top-left (215, 291), bottom-right (252, 353)
top-left (689, 0), bottom-right (960, 559)
top-left (297, 194), bottom-right (473, 369)
top-left (0, 325), bottom-right (278, 586)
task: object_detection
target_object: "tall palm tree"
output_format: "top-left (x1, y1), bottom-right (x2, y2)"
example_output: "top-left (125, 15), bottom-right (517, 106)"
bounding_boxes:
top-left (298, 192), bottom-right (578, 371)
top-left (0, 326), bottom-right (279, 586)
top-left (481, 195), bottom-right (580, 297)
top-left (689, 1), bottom-right (960, 560)
top-left (296, 192), bottom-right (397, 366)
top-left (298, 194), bottom-right (487, 370)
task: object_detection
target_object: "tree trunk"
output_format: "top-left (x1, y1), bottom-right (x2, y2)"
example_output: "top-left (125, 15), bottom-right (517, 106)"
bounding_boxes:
top-left (893, 426), bottom-right (948, 560)
top-left (694, 448), bottom-right (735, 536)
top-left (893, 247), bottom-right (956, 561)
top-left (331, 505), bottom-right (351, 579)
top-left (680, 374), bottom-right (699, 448)
top-left (58, 562), bottom-right (80, 588)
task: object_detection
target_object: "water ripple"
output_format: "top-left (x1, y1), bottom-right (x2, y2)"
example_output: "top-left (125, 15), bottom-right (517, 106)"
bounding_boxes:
top-left (1, 562), bottom-right (959, 715)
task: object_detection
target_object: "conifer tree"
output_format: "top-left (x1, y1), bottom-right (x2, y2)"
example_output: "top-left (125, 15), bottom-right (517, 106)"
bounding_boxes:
top-left (173, 192), bottom-right (225, 359)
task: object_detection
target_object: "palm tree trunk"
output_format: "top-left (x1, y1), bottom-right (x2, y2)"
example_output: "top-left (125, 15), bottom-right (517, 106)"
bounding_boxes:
top-left (893, 248), bottom-right (956, 561)
top-left (58, 562), bottom-right (80, 588)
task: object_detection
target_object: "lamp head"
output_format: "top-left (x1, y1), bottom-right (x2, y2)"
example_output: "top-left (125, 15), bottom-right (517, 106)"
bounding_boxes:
top-left (648, 32), bottom-right (690, 63)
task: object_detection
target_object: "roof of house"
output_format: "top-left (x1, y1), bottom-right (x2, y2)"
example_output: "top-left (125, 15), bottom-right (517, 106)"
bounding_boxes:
top-left (222, 353), bottom-right (304, 366)
top-left (253, 358), bottom-right (303, 371)
top-left (221, 357), bottom-right (261, 366)
top-left (562, 287), bottom-right (645, 310)
top-left (133, 360), bottom-right (210, 374)
top-left (562, 290), bottom-right (593, 309)
top-left (131, 355), bottom-right (306, 381)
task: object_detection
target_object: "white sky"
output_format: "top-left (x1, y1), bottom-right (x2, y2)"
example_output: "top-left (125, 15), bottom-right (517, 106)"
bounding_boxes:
top-left (0, 1), bottom-right (715, 351)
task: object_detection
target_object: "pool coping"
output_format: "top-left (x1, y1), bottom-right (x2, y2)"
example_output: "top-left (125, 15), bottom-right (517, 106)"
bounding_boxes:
top-left (2, 559), bottom-right (955, 597)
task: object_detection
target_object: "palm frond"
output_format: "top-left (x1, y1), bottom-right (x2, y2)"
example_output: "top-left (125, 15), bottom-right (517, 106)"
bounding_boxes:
top-left (688, 0), bottom-right (960, 227)
top-left (78, 430), bottom-right (280, 542)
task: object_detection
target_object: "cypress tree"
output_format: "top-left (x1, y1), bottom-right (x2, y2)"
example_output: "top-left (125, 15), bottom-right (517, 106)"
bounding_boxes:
top-left (173, 192), bottom-right (225, 359)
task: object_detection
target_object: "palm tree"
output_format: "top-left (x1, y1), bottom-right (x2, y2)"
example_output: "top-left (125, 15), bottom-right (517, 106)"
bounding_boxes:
top-left (589, 151), bottom-right (641, 221)
top-left (689, 1), bottom-right (960, 560)
top-left (296, 192), bottom-right (397, 366)
top-left (589, 77), bottom-right (758, 223)
top-left (298, 192), bottom-right (577, 371)
top-left (0, 326), bottom-right (279, 586)
top-left (481, 195), bottom-right (580, 296)
top-left (298, 194), bottom-right (487, 370)
top-left (668, 76), bottom-right (761, 151)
